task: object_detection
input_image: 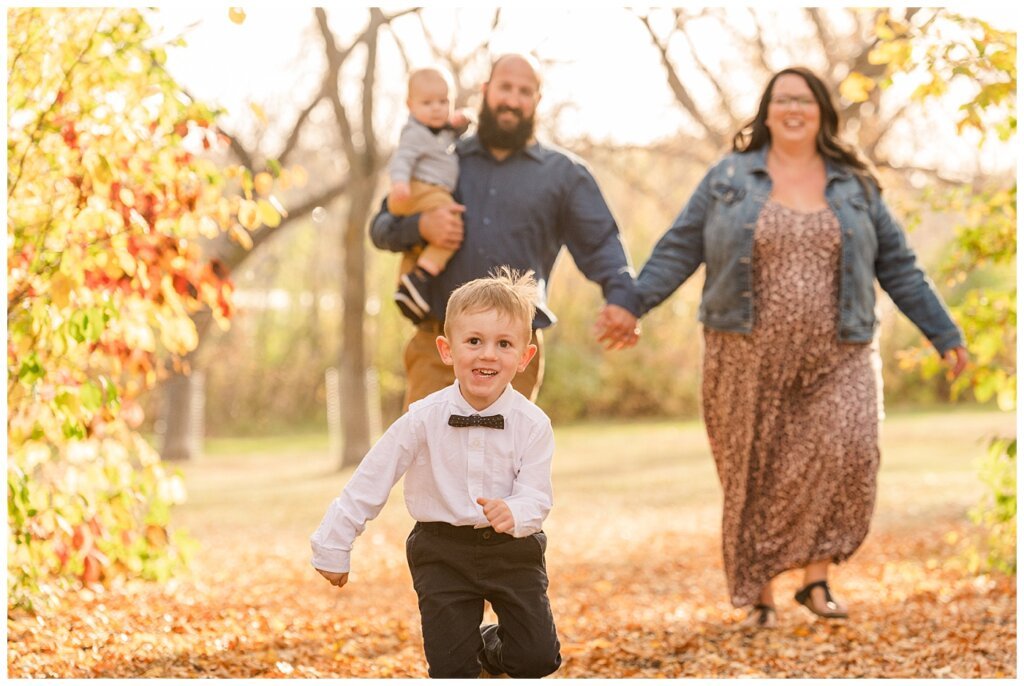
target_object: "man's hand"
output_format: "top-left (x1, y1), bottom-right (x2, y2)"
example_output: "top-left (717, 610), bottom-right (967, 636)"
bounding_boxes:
top-left (476, 497), bottom-right (514, 534)
top-left (419, 202), bottom-right (465, 251)
top-left (316, 569), bottom-right (349, 589)
top-left (390, 180), bottom-right (411, 204)
top-left (945, 345), bottom-right (969, 379)
top-left (593, 304), bottom-right (641, 350)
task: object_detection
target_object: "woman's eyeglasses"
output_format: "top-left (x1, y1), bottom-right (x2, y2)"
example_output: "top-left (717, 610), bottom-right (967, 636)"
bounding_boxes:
top-left (770, 96), bottom-right (817, 108)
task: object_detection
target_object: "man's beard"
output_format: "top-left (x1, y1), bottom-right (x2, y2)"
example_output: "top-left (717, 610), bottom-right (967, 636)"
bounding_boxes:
top-left (477, 102), bottom-right (535, 152)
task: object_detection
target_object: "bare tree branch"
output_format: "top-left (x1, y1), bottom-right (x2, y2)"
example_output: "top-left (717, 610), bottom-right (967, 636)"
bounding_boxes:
top-left (676, 9), bottom-right (740, 130)
top-left (361, 9), bottom-right (385, 169)
top-left (316, 7), bottom-right (363, 165)
top-left (634, 11), bottom-right (726, 149)
top-left (202, 177), bottom-right (349, 272)
top-left (746, 8), bottom-right (775, 76)
top-left (278, 92), bottom-right (326, 166)
top-left (386, 22), bottom-right (414, 72)
top-left (807, 7), bottom-right (834, 60)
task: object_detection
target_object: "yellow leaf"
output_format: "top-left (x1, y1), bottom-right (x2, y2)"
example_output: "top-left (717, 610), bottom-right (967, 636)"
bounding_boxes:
top-left (228, 8), bottom-right (246, 24)
top-left (117, 249), bottom-right (137, 276)
top-left (118, 186), bottom-right (135, 207)
top-left (237, 199), bottom-right (260, 230)
top-left (198, 215), bottom-right (221, 239)
top-left (254, 171), bottom-right (273, 196)
top-left (228, 223), bottom-right (254, 250)
top-left (257, 199), bottom-right (281, 228)
top-left (50, 272), bottom-right (73, 309)
top-left (839, 72), bottom-right (875, 103)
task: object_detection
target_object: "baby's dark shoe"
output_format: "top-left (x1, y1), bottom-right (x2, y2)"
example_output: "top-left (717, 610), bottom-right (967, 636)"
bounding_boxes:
top-left (394, 266), bottom-right (433, 324)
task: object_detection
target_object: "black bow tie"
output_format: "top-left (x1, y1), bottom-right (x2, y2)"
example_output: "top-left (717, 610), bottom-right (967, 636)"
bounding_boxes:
top-left (448, 413), bottom-right (505, 430)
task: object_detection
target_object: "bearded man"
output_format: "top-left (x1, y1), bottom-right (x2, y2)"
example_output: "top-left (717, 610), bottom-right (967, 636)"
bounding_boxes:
top-left (371, 53), bottom-right (642, 409)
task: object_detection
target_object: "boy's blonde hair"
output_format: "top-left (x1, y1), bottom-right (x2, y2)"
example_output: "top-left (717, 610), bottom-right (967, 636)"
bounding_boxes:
top-left (408, 66), bottom-right (453, 98)
top-left (444, 268), bottom-right (538, 344)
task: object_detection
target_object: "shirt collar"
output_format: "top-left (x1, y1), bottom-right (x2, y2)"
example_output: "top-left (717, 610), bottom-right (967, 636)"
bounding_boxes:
top-left (458, 134), bottom-right (544, 162)
top-left (407, 114), bottom-right (452, 134)
top-left (447, 379), bottom-right (516, 417)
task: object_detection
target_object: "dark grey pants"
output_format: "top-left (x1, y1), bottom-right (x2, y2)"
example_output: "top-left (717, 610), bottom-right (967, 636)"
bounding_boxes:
top-left (406, 521), bottom-right (561, 678)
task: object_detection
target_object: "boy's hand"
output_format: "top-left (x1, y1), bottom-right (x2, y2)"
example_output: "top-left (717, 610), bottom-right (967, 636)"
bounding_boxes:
top-left (476, 497), bottom-right (514, 534)
top-left (316, 569), bottom-right (349, 589)
top-left (391, 181), bottom-right (411, 204)
top-left (450, 108), bottom-right (473, 131)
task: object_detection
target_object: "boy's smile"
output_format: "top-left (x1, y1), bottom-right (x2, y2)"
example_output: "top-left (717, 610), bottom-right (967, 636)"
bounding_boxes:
top-left (436, 309), bottom-right (537, 411)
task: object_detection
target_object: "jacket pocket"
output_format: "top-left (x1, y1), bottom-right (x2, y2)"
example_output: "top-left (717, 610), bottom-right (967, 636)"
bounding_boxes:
top-left (710, 180), bottom-right (745, 205)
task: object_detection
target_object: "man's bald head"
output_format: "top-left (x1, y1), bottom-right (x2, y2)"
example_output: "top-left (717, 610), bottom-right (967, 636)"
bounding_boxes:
top-left (488, 53), bottom-right (542, 92)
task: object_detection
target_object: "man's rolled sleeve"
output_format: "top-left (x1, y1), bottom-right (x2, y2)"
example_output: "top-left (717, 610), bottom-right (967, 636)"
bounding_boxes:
top-left (369, 198), bottom-right (425, 253)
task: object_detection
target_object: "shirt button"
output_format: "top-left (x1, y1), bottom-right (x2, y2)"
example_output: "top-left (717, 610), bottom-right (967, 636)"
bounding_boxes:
top-left (739, 256), bottom-right (750, 264)
top-left (483, 217), bottom-right (491, 225)
top-left (489, 188), bottom-right (496, 196)
top-left (741, 291), bottom-right (752, 297)
top-left (471, 439), bottom-right (482, 448)
top-left (483, 531), bottom-right (492, 540)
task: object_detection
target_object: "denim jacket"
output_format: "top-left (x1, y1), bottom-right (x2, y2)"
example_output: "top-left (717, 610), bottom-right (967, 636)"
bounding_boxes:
top-left (636, 147), bottom-right (965, 354)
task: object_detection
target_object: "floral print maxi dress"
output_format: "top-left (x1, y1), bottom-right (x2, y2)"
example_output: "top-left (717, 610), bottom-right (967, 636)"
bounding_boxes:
top-left (702, 199), bottom-right (884, 607)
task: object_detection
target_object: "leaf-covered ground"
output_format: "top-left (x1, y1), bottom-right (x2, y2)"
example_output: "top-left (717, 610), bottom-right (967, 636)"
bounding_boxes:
top-left (7, 413), bottom-right (1017, 678)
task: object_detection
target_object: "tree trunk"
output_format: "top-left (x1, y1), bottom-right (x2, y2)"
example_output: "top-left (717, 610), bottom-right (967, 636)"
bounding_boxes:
top-left (160, 368), bottom-right (205, 462)
top-left (339, 173), bottom-right (377, 468)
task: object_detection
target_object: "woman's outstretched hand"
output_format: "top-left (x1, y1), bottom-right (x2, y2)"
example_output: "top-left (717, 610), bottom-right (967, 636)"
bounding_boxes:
top-left (946, 345), bottom-right (969, 379)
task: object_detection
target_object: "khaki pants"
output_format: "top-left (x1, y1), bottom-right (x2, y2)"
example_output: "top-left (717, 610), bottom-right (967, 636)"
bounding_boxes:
top-left (387, 180), bottom-right (456, 276)
top-left (402, 322), bottom-right (545, 411)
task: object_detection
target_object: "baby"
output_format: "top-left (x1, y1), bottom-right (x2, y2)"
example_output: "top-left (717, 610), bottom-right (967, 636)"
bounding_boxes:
top-left (387, 66), bottom-right (470, 324)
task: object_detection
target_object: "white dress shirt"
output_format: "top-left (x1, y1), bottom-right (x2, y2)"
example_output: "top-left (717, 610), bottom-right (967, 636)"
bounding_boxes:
top-left (310, 381), bottom-right (555, 573)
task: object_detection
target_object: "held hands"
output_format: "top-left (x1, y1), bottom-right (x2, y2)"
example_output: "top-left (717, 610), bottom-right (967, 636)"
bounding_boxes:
top-left (419, 202), bottom-right (465, 251)
top-left (316, 569), bottom-right (349, 589)
top-left (476, 497), bottom-right (514, 534)
top-left (593, 304), bottom-right (641, 350)
top-left (945, 345), bottom-right (969, 379)
top-left (390, 180), bottom-right (411, 205)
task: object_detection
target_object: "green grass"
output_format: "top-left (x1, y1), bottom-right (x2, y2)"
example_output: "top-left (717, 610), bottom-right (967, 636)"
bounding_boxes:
top-left (173, 408), bottom-right (1013, 552)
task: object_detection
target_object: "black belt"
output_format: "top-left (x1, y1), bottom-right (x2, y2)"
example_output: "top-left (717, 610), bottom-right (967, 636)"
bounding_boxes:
top-left (415, 521), bottom-right (515, 544)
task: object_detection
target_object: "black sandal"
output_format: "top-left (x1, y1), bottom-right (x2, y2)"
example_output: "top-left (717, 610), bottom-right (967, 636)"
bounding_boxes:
top-left (794, 580), bottom-right (848, 618)
top-left (740, 603), bottom-right (777, 628)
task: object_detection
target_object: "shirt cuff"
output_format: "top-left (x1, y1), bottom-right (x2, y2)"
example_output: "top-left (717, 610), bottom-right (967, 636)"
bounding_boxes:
top-left (605, 285), bottom-right (643, 318)
top-left (505, 501), bottom-right (541, 538)
top-left (931, 329), bottom-right (965, 356)
top-left (311, 541), bottom-right (351, 574)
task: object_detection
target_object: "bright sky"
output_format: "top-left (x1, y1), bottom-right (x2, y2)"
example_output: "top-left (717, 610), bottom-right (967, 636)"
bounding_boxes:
top-left (154, 4), bottom-right (1019, 176)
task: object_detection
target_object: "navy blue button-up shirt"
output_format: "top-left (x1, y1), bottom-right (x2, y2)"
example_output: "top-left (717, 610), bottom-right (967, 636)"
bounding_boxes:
top-left (370, 135), bottom-right (640, 328)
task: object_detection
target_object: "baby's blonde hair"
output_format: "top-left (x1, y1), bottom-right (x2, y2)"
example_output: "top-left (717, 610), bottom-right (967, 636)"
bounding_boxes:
top-left (408, 66), bottom-right (453, 98)
top-left (444, 268), bottom-right (538, 344)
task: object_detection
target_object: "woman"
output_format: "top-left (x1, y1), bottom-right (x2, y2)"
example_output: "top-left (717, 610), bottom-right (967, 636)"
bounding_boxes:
top-left (635, 67), bottom-right (968, 628)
